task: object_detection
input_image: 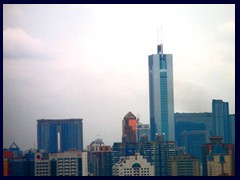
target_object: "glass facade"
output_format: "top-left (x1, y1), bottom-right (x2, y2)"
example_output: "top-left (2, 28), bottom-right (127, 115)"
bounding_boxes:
top-left (37, 119), bottom-right (83, 153)
top-left (212, 100), bottom-right (230, 143)
top-left (148, 48), bottom-right (174, 141)
top-left (122, 112), bottom-right (137, 143)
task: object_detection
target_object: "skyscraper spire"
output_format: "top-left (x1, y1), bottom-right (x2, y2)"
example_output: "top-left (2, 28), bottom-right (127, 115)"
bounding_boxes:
top-left (157, 26), bottom-right (163, 57)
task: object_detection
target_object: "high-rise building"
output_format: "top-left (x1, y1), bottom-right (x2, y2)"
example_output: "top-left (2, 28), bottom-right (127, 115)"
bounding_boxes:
top-left (37, 119), bottom-right (83, 153)
top-left (140, 135), bottom-right (177, 176)
top-left (229, 114), bottom-right (235, 144)
top-left (91, 146), bottom-right (112, 176)
top-left (167, 154), bottom-right (200, 176)
top-left (174, 112), bottom-right (212, 145)
top-left (122, 112), bottom-right (138, 143)
top-left (212, 100), bottom-right (230, 143)
top-left (202, 136), bottom-right (235, 176)
top-left (181, 130), bottom-right (209, 160)
top-left (136, 123), bottom-right (150, 142)
top-left (148, 44), bottom-right (174, 141)
top-left (112, 153), bottom-right (154, 176)
top-left (87, 139), bottom-right (112, 176)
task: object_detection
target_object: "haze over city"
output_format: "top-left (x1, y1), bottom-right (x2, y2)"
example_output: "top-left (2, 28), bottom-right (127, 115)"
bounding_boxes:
top-left (3, 4), bottom-right (235, 150)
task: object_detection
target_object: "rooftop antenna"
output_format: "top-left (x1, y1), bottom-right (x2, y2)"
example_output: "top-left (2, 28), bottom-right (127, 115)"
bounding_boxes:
top-left (157, 26), bottom-right (163, 56)
top-left (161, 25), bottom-right (163, 45)
top-left (161, 25), bottom-right (163, 58)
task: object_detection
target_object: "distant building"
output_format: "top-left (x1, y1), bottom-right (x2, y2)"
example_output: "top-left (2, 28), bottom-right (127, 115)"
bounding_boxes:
top-left (87, 138), bottom-right (112, 176)
top-left (136, 122), bottom-right (150, 142)
top-left (37, 119), bottom-right (83, 153)
top-left (35, 150), bottom-right (88, 176)
top-left (122, 112), bottom-right (138, 143)
top-left (140, 135), bottom-right (177, 176)
top-left (49, 151), bottom-right (88, 176)
top-left (167, 154), bottom-right (200, 176)
top-left (112, 153), bottom-right (154, 176)
top-left (112, 135), bottom-right (178, 176)
top-left (35, 152), bottom-right (50, 176)
top-left (212, 100), bottom-right (230, 143)
top-left (202, 136), bottom-right (235, 176)
top-left (91, 146), bottom-right (112, 176)
top-left (148, 43), bottom-right (175, 141)
top-left (181, 130), bottom-right (209, 160)
top-left (229, 114), bottom-right (235, 144)
top-left (111, 142), bottom-right (141, 167)
top-left (174, 112), bottom-right (212, 147)
top-left (3, 142), bottom-right (34, 176)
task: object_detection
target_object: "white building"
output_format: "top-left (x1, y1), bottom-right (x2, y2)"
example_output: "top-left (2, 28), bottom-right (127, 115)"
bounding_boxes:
top-left (112, 153), bottom-right (154, 176)
top-left (35, 150), bottom-right (88, 176)
top-left (35, 152), bottom-right (50, 176)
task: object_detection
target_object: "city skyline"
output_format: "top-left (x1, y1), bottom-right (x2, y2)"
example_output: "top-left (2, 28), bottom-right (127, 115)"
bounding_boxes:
top-left (3, 4), bottom-right (235, 150)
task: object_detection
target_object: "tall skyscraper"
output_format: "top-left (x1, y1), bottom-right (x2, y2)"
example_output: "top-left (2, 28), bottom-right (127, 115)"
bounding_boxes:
top-left (122, 112), bottom-right (137, 143)
top-left (37, 119), bottom-right (83, 153)
top-left (148, 44), bottom-right (174, 141)
top-left (212, 100), bottom-right (230, 143)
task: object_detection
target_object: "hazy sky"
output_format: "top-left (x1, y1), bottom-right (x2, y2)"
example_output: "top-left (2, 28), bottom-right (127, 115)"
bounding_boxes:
top-left (3, 4), bottom-right (235, 150)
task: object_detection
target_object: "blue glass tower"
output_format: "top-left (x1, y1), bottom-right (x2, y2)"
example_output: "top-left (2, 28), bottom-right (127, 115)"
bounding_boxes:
top-left (212, 100), bottom-right (230, 143)
top-left (37, 119), bottom-right (83, 153)
top-left (148, 44), bottom-right (174, 141)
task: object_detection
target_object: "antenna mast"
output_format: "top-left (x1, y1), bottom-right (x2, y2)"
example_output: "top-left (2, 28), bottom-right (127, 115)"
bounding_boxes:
top-left (157, 26), bottom-right (163, 57)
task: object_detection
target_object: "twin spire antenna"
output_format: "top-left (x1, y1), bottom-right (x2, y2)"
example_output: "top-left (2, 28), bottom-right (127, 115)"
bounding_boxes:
top-left (157, 26), bottom-right (163, 56)
top-left (157, 26), bottom-right (163, 45)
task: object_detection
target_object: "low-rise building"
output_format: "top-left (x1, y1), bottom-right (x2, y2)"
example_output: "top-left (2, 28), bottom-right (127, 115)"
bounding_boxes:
top-left (112, 153), bottom-right (154, 176)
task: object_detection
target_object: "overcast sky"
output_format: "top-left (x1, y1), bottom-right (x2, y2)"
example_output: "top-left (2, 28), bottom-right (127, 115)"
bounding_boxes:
top-left (3, 4), bottom-right (235, 150)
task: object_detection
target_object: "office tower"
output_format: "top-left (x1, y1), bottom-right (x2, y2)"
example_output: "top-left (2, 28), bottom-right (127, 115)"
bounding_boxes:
top-left (167, 154), bottom-right (200, 176)
top-left (181, 130), bottom-right (209, 160)
top-left (111, 142), bottom-right (123, 167)
top-left (136, 122), bottom-right (150, 142)
top-left (122, 112), bottom-right (138, 143)
top-left (229, 114), bottom-right (235, 144)
top-left (112, 153), bottom-right (154, 176)
top-left (91, 146), bottom-right (112, 176)
top-left (140, 135), bottom-right (177, 176)
top-left (202, 136), bottom-right (235, 176)
top-left (212, 100), bottom-right (230, 143)
top-left (87, 138), bottom-right (104, 175)
top-left (174, 112), bottom-right (212, 146)
top-left (37, 119), bottom-right (83, 153)
top-left (148, 43), bottom-right (174, 141)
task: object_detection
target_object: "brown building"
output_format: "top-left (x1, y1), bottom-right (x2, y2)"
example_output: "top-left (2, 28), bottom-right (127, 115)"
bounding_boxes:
top-left (202, 136), bottom-right (235, 176)
top-left (167, 154), bottom-right (200, 176)
top-left (122, 112), bottom-right (138, 143)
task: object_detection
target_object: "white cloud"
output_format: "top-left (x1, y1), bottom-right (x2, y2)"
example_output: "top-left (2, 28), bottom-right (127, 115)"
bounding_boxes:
top-left (3, 27), bottom-right (51, 59)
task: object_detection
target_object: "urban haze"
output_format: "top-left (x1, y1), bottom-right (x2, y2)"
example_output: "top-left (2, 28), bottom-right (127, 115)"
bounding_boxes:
top-left (3, 4), bottom-right (235, 150)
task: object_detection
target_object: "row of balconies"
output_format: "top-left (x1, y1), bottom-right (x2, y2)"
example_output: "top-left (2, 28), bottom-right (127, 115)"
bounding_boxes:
top-left (58, 168), bottom-right (76, 171)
